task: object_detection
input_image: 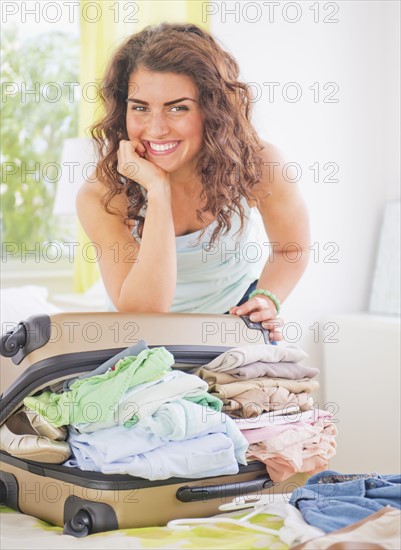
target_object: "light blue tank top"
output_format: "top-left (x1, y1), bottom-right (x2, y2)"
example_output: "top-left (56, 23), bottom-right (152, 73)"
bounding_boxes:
top-left (171, 200), bottom-right (268, 313)
top-left (107, 199), bottom-right (269, 314)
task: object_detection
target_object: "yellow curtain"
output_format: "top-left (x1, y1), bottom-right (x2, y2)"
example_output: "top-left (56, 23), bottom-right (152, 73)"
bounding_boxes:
top-left (75, 0), bottom-right (210, 292)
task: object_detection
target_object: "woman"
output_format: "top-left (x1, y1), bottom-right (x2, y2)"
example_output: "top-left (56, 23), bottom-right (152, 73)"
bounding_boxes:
top-left (76, 23), bottom-right (310, 342)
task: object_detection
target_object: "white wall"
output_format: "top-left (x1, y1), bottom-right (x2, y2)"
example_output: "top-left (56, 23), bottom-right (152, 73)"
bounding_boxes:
top-left (211, 1), bottom-right (400, 374)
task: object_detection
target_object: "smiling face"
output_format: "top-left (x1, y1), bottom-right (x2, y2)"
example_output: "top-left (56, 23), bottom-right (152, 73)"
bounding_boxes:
top-left (126, 68), bottom-right (204, 180)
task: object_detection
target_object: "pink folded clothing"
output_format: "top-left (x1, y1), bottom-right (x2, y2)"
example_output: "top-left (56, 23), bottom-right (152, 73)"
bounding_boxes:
top-left (262, 454), bottom-right (330, 483)
top-left (246, 420), bottom-right (337, 482)
top-left (241, 409), bottom-right (333, 444)
top-left (234, 408), bottom-right (329, 430)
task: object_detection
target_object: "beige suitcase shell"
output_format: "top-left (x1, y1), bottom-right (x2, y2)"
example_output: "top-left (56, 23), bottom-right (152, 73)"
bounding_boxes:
top-left (1, 312), bottom-right (268, 396)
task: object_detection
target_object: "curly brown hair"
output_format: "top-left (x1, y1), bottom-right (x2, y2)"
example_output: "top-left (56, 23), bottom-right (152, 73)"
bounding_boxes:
top-left (91, 22), bottom-right (264, 244)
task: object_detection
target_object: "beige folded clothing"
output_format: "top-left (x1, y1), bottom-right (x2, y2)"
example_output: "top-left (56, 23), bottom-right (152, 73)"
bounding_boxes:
top-left (222, 387), bottom-right (314, 417)
top-left (195, 368), bottom-right (319, 400)
top-left (203, 344), bottom-right (308, 372)
top-left (227, 361), bottom-right (319, 380)
top-left (216, 377), bottom-right (319, 399)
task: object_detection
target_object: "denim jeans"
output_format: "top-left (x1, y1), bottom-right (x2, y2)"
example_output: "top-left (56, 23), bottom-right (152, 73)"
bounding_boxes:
top-left (223, 281), bottom-right (258, 312)
top-left (289, 469), bottom-right (401, 533)
top-left (235, 280), bottom-right (258, 307)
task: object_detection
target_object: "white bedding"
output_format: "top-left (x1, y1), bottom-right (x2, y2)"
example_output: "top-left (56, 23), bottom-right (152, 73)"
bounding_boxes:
top-left (0, 505), bottom-right (285, 549)
top-left (0, 285), bottom-right (62, 330)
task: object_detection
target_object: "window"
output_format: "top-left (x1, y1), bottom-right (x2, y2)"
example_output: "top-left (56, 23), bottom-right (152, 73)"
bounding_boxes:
top-left (1, 18), bottom-right (79, 260)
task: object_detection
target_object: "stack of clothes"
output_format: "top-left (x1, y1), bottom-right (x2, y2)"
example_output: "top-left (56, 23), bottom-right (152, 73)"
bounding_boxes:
top-left (20, 340), bottom-right (337, 484)
top-left (23, 344), bottom-right (248, 480)
top-left (194, 344), bottom-right (337, 482)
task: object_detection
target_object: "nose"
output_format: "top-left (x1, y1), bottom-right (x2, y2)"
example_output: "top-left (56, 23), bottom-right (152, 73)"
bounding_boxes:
top-left (147, 111), bottom-right (170, 138)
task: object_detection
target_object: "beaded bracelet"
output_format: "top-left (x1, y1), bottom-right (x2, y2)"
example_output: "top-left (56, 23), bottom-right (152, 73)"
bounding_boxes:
top-left (248, 289), bottom-right (281, 315)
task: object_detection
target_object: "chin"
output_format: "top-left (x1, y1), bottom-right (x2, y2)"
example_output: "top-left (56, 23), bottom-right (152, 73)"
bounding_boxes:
top-left (149, 157), bottom-right (177, 172)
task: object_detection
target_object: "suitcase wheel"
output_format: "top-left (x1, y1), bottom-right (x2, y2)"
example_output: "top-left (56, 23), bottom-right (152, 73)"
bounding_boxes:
top-left (0, 479), bottom-right (9, 505)
top-left (63, 497), bottom-right (118, 537)
top-left (63, 509), bottom-right (93, 537)
top-left (0, 472), bottom-right (19, 511)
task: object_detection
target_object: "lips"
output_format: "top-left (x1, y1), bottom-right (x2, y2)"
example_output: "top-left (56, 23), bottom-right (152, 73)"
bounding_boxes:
top-left (144, 140), bottom-right (181, 156)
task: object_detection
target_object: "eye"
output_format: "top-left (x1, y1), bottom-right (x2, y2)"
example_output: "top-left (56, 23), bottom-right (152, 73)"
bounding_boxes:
top-left (130, 105), bottom-right (148, 112)
top-left (170, 105), bottom-right (189, 112)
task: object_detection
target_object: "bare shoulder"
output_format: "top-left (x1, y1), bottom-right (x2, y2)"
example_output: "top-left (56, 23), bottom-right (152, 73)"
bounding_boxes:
top-left (259, 139), bottom-right (287, 164)
top-left (246, 140), bottom-right (288, 207)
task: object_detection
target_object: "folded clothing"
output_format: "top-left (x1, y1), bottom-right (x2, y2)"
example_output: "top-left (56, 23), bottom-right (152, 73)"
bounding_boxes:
top-left (66, 398), bottom-right (248, 463)
top-left (24, 347), bottom-right (175, 428)
top-left (65, 430), bottom-right (241, 480)
top-left (137, 398), bottom-right (248, 463)
top-left (24, 349), bottom-right (222, 432)
top-left (223, 387), bottom-right (314, 418)
top-left (203, 344), bottom-right (308, 372)
top-left (200, 373), bottom-right (319, 400)
top-left (63, 340), bottom-right (149, 390)
top-left (234, 408), bottom-right (324, 430)
top-left (226, 361), bottom-right (319, 380)
top-left (246, 419), bottom-right (337, 482)
top-left (74, 370), bottom-right (222, 433)
top-left (241, 409), bottom-right (333, 444)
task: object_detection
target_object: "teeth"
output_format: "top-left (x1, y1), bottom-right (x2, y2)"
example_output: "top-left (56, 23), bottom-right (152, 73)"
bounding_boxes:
top-left (148, 141), bottom-right (179, 152)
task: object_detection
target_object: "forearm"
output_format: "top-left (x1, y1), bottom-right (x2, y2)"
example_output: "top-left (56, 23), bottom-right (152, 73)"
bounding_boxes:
top-left (257, 246), bottom-right (310, 305)
top-left (117, 186), bottom-right (177, 312)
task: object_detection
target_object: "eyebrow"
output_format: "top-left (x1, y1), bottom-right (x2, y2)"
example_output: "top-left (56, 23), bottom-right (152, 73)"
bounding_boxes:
top-left (126, 97), bottom-right (196, 106)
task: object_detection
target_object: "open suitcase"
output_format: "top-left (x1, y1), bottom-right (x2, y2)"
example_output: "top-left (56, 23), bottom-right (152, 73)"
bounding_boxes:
top-left (0, 312), bottom-right (308, 536)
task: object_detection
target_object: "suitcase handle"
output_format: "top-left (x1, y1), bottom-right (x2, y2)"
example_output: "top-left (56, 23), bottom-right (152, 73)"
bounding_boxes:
top-left (176, 475), bottom-right (274, 502)
top-left (0, 315), bottom-right (51, 364)
top-left (240, 316), bottom-right (273, 345)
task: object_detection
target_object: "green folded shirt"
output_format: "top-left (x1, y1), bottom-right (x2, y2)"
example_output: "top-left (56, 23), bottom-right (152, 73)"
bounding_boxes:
top-left (24, 347), bottom-right (174, 427)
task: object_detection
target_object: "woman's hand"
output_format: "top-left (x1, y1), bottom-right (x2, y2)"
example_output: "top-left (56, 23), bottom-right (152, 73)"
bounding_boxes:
top-left (229, 295), bottom-right (284, 342)
top-left (117, 139), bottom-right (170, 193)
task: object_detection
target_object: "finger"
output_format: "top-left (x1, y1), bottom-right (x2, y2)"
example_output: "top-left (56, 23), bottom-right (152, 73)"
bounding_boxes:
top-left (119, 139), bottom-right (133, 153)
top-left (120, 139), bottom-right (140, 158)
top-left (117, 141), bottom-right (130, 167)
top-left (119, 142), bottom-right (140, 179)
top-left (234, 297), bottom-right (269, 316)
top-left (269, 329), bottom-right (283, 342)
top-left (130, 139), bottom-right (146, 157)
top-left (248, 308), bottom-right (278, 323)
top-left (261, 318), bottom-right (284, 329)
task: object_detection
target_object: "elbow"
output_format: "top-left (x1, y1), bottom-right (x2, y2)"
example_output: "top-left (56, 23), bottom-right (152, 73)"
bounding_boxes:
top-left (301, 245), bottom-right (311, 264)
top-left (115, 282), bottom-right (175, 313)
